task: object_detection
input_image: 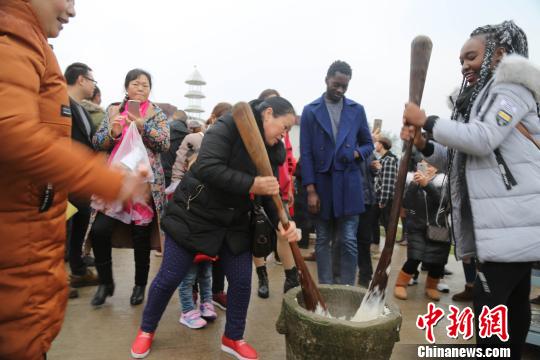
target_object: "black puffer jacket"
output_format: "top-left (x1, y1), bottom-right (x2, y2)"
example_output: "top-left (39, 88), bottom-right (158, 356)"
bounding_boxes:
top-left (161, 101), bottom-right (285, 256)
top-left (403, 173), bottom-right (450, 264)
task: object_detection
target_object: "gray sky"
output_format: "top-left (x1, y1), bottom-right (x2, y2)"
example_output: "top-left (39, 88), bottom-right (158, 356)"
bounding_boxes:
top-left (52, 0), bottom-right (540, 137)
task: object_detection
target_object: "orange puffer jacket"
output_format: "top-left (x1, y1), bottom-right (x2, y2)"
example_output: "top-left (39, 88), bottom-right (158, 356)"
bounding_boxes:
top-left (0, 1), bottom-right (124, 359)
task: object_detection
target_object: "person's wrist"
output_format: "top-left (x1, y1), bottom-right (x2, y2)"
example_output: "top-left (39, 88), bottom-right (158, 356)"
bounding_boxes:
top-left (423, 115), bottom-right (439, 133)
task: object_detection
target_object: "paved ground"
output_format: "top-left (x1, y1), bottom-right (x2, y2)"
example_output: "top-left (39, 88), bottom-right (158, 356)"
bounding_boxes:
top-left (49, 241), bottom-right (540, 359)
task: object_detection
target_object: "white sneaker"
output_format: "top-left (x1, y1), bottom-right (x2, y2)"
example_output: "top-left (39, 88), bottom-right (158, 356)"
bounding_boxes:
top-left (437, 281), bottom-right (450, 293)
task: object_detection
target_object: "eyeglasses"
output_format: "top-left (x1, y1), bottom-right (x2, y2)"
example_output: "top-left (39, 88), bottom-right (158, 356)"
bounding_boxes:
top-left (84, 76), bottom-right (98, 85)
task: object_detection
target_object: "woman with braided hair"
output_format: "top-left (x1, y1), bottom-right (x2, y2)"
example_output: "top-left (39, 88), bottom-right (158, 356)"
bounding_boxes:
top-left (402, 21), bottom-right (540, 357)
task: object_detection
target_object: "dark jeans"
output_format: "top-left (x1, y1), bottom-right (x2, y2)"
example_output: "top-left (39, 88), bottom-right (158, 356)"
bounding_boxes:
top-left (357, 204), bottom-right (376, 283)
top-left (380, 203), bottom-right (391, 231)
top-left (142, 236), bottom-right (252, 340)
top-left (402, 259), bottom-right (444, 279)
top-left (90, 212), bottom-right (152, 286)
top-left (372, 206), bottom-right (381, 245)
top-left (464, 257), bottom-right (477, 284)
top-left (474, 261), bottom-right (532, 360)
top-left (372, 202), bottom-right (391, 245)
top-left (67, 202), bottom-right (91, 276)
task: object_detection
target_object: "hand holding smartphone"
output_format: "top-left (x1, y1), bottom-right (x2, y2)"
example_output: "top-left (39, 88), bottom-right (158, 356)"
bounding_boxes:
top-left (373, 118), bottom-right (383, 133)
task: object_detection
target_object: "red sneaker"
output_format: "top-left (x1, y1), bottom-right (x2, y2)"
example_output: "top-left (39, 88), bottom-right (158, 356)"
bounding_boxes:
top-left (221, 335), bottom-right (258, 360)
top-left (130, 329), bottom-right (154, 359)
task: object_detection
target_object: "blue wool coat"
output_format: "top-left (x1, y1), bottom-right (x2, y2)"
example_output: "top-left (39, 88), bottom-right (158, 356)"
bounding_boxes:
top-left (300, 95), bottom-right (374, 220)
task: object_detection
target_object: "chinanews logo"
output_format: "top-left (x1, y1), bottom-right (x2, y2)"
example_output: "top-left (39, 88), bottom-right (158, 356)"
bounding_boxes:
top-left (416, 303), bottom-right (509, 343)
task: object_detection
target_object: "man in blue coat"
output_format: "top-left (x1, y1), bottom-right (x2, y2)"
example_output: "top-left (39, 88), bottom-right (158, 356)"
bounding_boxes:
top-left (300, 60), bottom-right (374, 285)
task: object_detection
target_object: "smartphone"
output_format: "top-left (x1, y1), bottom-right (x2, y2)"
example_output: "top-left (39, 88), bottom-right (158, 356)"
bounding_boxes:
top-left (373, 118), bottom-right (383, 132)
top-left (417, 162), bottom-right (428, 174)
top-left (127, 100), bottom-right (141, 117)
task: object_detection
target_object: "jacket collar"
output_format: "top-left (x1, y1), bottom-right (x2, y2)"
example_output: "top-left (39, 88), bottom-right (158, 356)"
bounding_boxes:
top-left (310, 93), bottom-right (356, 107)
top-left (381, 150), bottom-right (396, 160)
top-left (312, 94), bottom-right (358, 147)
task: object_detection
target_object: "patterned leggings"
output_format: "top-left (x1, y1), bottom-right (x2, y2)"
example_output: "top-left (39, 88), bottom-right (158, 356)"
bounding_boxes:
top-left (141, 235), bottom-right (252, 340)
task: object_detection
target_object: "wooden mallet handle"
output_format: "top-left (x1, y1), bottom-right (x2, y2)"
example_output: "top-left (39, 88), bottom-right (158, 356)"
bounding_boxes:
top-left (366, 35), bottom-right (433, 301)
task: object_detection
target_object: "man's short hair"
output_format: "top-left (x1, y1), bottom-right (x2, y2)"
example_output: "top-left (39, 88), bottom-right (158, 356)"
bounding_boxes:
top-left (327, 60), bottom-right (352, 78)
top-left (64, 62), bottom-right (92, 86)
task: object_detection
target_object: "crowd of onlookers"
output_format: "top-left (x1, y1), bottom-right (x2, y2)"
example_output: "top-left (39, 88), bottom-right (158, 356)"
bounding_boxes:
top-left (2, 2), bottom-right (539, 359)
top-left (58, 58), bottom-right (533, 359)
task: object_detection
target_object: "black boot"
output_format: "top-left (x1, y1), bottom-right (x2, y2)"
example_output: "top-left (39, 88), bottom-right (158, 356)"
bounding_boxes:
top-left (92, 260), bottom-right (114, 306)
top-left (256, 266), bottom-right (269, 299)
top-left (284, 267), bottom-right (300, 293)
top-left (130, 285), bottom-right (146, 306)
top-left (91, 284), bottom-right (115, 306)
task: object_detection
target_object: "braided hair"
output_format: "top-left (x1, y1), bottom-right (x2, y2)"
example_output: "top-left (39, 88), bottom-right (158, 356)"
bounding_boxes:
top-left (445, 21), bottom-right (528, 201)
top-left (462, 20), bottom-right (528, 121)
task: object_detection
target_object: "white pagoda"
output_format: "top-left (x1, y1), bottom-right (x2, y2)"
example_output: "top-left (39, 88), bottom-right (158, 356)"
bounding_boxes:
top-left (184, 66), bottom-right (206, 122)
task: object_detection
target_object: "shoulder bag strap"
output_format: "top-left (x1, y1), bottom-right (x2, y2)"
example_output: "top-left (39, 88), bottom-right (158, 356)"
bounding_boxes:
top-left (516, 123), bottom-right (540, 151)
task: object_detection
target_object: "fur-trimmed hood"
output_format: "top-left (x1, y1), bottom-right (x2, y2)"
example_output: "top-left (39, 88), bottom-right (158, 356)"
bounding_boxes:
top-left (81, 99), bottom-right (104, 114)
top-left (494, 54), bottom-right (540, 102)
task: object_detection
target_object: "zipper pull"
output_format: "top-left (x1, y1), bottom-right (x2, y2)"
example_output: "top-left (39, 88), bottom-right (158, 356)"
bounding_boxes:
top-left (498, 164), bottom-right (512, 190)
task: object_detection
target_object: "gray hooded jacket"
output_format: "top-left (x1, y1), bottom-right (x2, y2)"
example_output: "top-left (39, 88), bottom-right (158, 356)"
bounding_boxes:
top-left (426, 54), bottom-right (540, 263)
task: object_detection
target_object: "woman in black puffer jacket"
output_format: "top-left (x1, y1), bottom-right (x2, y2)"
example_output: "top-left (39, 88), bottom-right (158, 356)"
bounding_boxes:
top-left (130, 97), bottom-right (300, 360)
top-left (393, 161), bottom-right (450, 302)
